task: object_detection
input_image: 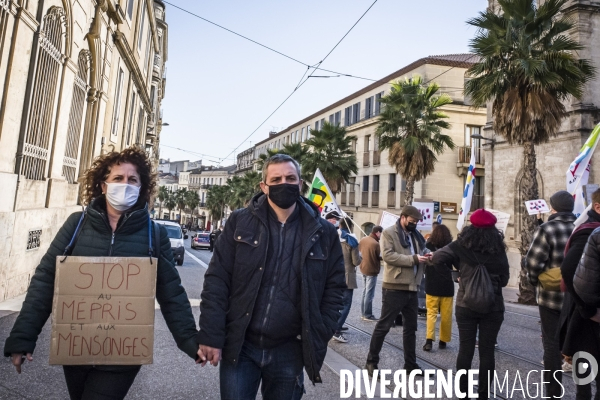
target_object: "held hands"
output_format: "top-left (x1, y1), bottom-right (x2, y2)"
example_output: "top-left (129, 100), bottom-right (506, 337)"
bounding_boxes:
top-left (197, 345), bottom-right (222, 367)
top-left (11, 353), bottom-right (33, 374)
top-left (417, 254), bottom-right (432, 263)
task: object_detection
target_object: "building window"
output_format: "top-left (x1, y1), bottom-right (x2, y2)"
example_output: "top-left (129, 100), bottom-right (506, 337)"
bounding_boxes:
top-left (389, 174), bottom-right (396, 191)
top-left (150, 86), bottom-right (156, 108)
top-left (375, 91), bottom-right (384, 115)
top-left (315, 120), bottom-right (320, 131)
top-left (465, 125), bottom-right (481, 146)
top-left (19, 7), bottom-right (65, 180)
top-left (144, 30), bottom-right (151, 73)
top-left (351, 138), bottom-right (357, 153)
top-left (111, 68), bottom-right (125, 137)
top-left (306, 125), bottom-right (311, 139)
top-left (373, 175), bottom-right (379, 192)
top-left (344, 106), bottom-right (352, 126)
top-left (135, 106), bottom-right (145, 144)
top-left (362, 176), bottom-right (369, 192)
top-left (138, 0), bottom-right (146, 50)
top-left (127, 0), bottom-right (134, 20)
top-left (334, 111), bottom-right (341, 126)
top-left (364, 135), bottom-right (370, 151)
top-left (329, 114), bottom-right (334, 124)
top-left (352, 102), bottom-right (361, 124)
top-left (301, 127), bottom-right (305, 141)
top-left (126, 92), bottom-right (137, 146)
top-left (366, 96), bottom-right (374, 119)
top-left (320, 118), bottom-right (325, 128)
top-left (62, 50), bottom-right (90, 184)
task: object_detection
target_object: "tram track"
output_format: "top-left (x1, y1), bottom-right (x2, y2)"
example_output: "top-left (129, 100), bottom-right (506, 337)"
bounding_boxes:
top-left (343, 322), bottom-right (512, 400)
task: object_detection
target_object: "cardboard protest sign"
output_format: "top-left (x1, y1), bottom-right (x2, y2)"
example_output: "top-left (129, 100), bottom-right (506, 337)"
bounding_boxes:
top-left (412, 201), bottom-right (434, 231)
top-left (487, 209), bottom-right (511, 234)
top-left (50, 256), bottom-right (157, 365)
top-left (525, 199), bottom-right (550, 215)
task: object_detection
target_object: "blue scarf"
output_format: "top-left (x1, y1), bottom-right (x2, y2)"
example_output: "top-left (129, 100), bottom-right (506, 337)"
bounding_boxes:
top-left (340, 229), bottom-right (358, 248)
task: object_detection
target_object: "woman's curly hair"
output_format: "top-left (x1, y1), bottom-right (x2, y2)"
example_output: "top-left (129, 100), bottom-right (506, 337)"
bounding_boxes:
top-left (456, 224), bottom-right (507, 254)
top-left (81, 146), bottom-right (157, 206)
top-left (428, 224), bottom-right (453, 249)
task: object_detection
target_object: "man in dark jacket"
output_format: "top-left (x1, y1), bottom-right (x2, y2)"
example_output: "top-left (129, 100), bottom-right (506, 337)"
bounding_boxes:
top-left (526, 190), bottom-right (576, 398)
top-left (196, 154), bottom-right (345, 399)
top-left (561, 189), bottom-right (600, 400)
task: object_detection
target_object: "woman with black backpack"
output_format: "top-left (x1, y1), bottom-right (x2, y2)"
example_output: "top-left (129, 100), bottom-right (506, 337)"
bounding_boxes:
top-left (432, 209), bottom-right (510, 400)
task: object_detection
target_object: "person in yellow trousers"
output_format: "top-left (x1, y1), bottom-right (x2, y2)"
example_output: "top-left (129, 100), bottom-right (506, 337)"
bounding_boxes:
top-left (423, 224), bottom-right (454, 351)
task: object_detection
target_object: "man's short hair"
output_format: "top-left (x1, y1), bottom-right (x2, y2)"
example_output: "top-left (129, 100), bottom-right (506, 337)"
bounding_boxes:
top-left (340, 218), bottom-right (353, 231)
top-left (372, 226), bottom-right (383, 234)
top-left (261, 154), bottom-right (301, 181)
top-left (593, 188), bottom-right (600, 206)
top-left (325, 211), bottom-right (342, 220)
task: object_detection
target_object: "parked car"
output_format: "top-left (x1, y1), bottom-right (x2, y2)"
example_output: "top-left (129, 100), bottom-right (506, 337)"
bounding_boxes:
top-left (154, 220), bottom-right (188, 265)
top-left (191, 231), bottom-right (211, 250)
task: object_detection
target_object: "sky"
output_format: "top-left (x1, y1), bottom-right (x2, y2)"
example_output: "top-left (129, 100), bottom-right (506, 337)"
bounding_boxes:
top-left (159, 0), bottom-right (489, 166)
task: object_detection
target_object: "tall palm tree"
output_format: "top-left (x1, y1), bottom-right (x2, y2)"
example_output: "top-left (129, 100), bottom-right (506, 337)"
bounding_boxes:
top-left (303, 122), bottom-right (358, 194)
top-left (376, 76), bottom-right (454, 205)
top-left (464, 0), bottom-right (595, 304)
top-left (157, 186), bottom-right (169, 219)
top-left (206, 185), bottom-right (229, 227)
top-left (185, 190), bottom-right (200, 219)
top-left (164, 192), bottom-right (177, 220)
top-left (174, 188), bottom-right (188, 223)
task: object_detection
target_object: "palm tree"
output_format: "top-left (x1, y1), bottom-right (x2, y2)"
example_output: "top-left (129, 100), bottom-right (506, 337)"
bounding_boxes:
top-left (464, 0), bottom-right (595, 304)
top-left (206, 185), bottom-right (229, 227)
top-left (164, 192), bottom-right (177, 220)
top-left (157, 186), bottom-right (169, 219)
top-left (256, 148), bottom-right (282, 171)
top-left (185, 190), bottom-right (200, 219)
top-left (174, 188), bottom-right (188, 223)
top-left (256, 143), bottom-right (311, 193)
top-left (303, 122), bottom-right (358, 194)
top-left (376, 76), bottom-right (454, 205)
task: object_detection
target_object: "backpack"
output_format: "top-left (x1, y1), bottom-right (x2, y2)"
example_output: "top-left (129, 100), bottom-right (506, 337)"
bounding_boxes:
top-left (461, 254), bottom-right (495, 313)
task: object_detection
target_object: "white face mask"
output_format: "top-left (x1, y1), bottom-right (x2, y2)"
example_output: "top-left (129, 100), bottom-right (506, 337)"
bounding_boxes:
top-left (104, 183), bottom-right (140, 211)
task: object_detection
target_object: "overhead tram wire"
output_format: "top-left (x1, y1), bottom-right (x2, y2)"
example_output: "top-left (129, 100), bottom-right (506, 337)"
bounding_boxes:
top-left (159, 144), bottom-right (235, 165)
top-left (162, 1), bottom-right (377, 82)
top-left (217, 0), bottom-right (379, 165)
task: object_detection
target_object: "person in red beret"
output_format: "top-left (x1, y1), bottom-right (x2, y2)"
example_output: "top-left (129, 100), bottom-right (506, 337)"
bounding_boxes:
top-left (432, 209), bottom-right (510, 400)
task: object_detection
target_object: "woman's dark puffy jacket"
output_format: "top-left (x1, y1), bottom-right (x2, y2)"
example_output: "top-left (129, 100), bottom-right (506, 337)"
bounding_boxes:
top-left (4, 197), bottom-right (198, 366)
top-left (574, 227), bottom-right (600, 308)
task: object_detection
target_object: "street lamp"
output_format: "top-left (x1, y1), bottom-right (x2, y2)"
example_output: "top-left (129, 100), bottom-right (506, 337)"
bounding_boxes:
top-left (471, 133), bottom-right (495, 148)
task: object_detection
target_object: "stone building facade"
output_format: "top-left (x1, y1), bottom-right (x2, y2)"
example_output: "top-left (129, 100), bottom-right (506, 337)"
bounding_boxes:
top-left (0, 0), bottom-right (167, 301)
top-left (479, 0), bottom-right (600, 286)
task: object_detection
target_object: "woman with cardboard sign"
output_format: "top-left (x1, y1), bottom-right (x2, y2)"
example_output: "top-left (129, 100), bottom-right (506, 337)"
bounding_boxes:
top-left (4, 147), bottom-right (199, 399)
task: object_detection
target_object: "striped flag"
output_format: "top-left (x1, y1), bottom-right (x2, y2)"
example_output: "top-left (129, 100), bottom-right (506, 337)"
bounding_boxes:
top-left (457, 141), bottom-right (477, 231)
top-left (307, 169), bottom-right (343, 219)
top-left (567, 123), bottom-right (600, 217)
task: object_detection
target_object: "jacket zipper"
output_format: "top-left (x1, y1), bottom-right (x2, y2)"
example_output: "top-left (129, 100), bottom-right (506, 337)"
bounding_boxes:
top-left (87, 207), bottom-right (143, 256)
top-left (259, 221), bottom-right (285, 348)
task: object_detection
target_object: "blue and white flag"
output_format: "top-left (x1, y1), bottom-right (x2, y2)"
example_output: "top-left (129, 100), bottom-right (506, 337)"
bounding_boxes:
top-left (457, 141), bottom-right (477, 231)
top-left (567, 123), bottom-right (600, 217)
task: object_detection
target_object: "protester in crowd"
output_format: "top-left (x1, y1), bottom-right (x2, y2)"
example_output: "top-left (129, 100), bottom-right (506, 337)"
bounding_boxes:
top-left (423, 221), bottom-right (440, 241)
top-left (332, 218), bottom-right (362, 343)
top-left (423, 224), bottom-right (454, 351)
top-left (432, 209), bottom-right (509, 399)
top-left (4, 147), bottom-right (199, 400)
top-left (526, 190), bottom-right (576, 398)
top-left (325, 210), bottom-right (342, 227)
top-left (365, 205), bottom-right (430, 376)
top-left (560, 189), bottom-right (600, 400)
top-left (196, 154), bottom-right (345, 399)
top-left (359, 226), bottom-right (383, 322)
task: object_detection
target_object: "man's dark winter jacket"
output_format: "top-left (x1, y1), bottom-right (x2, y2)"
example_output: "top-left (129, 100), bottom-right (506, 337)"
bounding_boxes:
top-left (197, 193), bottom-right (346, 384)
top-left (575, 226), bottom-right (600, 309)
top-left (4, 197), bottom-right (199, 366)
top-left (559, 210), bottom-right (600, 358)
top-left (246, 205), bottom-right (302, 349)
top-left (432, 241), bottom-right (510, 312)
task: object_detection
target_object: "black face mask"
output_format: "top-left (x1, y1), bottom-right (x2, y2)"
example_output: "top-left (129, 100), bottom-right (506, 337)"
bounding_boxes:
top-left (406, 222), bottom-right (418, 232)
top-left (266, 183), bottom-right (300, 209)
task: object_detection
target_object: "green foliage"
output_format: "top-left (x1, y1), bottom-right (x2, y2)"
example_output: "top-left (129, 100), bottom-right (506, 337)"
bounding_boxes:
top-left (464, 0), bottom-right (595, 145)
top-left (376, 75), bottom-right (454, 204)
top-left (303, 122), bottom-right (358, 194)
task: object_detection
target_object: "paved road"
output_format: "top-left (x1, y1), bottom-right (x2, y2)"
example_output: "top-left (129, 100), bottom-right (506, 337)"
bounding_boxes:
top-left (0, 232), bottom-right (589, 399)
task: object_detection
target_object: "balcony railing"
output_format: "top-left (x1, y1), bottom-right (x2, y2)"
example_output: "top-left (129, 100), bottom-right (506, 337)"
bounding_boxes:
top-left (387, 191), bottom-right (395, 208)
top-left (363, 151), bottom-right (370, 167)
top-left (361, 191), bottom-right (368, 206)
top-left (373, 150), bottom-right (380, 166)
top-left (458, 146), bottom-right (484, 164)
top-left (199, 202), bottom-right (206, 208)
top-left (371, 191), bottom-right (379, 207)
top-left (470, 194), bottom-right (485, 211)
top-left (201, 184), bottom-right (213, 189)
